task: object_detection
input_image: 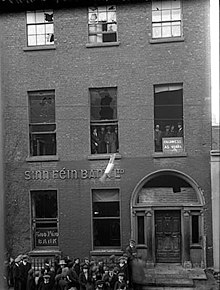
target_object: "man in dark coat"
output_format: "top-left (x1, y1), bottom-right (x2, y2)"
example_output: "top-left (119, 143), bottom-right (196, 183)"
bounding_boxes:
top-left (13, 255), bottom-right (22, 290)
top-left (79, 265), bottom-right (92, 290)
top-left (19, 254), bottom-right (31, 290)
top-left (125, 239), bottom-right (137, 288)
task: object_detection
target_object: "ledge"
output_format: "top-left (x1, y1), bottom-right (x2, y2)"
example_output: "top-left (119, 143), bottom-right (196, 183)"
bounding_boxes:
top-left (23, 45), bottom-right (56, 51)
top-left (190, 244), bottom-right (202, 249)
top-left (86, 41), bottom-right (120, 48)
top-left (90, 249), bottom-right (123, 256)
top-left (88, 153), bottom-right (121, 160)
top-left (152, 152), bottom-right (187, 158)
top-left (149, 36), bottom-right (184, 44)
top-left (26, 155), bottom-right (59, 162)
top-left (29, 249), bottom-right (61, 256)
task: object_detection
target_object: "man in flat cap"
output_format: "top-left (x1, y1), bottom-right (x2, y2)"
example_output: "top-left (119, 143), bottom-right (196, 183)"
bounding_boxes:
top-left (125, 239), bottom-right (137, 289)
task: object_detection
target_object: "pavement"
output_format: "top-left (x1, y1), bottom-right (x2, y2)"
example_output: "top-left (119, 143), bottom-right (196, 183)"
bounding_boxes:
top-left (134, 263), bottom-right (220, 290)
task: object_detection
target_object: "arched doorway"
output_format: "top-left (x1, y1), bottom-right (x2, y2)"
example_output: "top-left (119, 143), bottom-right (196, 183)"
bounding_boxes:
top-left (130, 170), bottom-right (205, 267)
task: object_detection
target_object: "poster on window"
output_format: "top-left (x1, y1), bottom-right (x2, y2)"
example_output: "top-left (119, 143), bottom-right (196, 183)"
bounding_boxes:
top-left (35, 228), bottom-right (58, 247)
top-left (162, 137), bottom-right (184, 153)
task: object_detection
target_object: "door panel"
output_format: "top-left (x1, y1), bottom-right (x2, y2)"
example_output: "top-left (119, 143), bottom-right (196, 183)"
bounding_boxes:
top-left (155, 210), bottom-right (181, 262)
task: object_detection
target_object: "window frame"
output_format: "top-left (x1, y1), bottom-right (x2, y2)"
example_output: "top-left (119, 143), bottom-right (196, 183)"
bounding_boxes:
top-left (153, 83), bottom-right (184, 154)
top-left (26, 10), bottom-right (55, 47)
top-left (91, 188), bottom-right (121, 249)
top-left (151, 0), bottom-right (183, 39)
top-left (89, 87), bottom-right (119, 155)
top-left (88, 6), bottom-right (118, 44)
top-left (30, 189), bottom-right (59, 250)
top-left (190, 211), bottom-right (201, 246)
top-left (28, 90), bottom-right (57, 158)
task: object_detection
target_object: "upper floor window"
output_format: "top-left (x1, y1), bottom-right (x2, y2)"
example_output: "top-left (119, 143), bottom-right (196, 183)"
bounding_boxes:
top-left (88, 6), bottom-right (117, 43)
top-left (90, 87), bottom-right (119, 154)
top-left (26, 10), bottom-right (54, 46)
top-left (154, 84), bottom-right (184, 153)
top-left (152, 0), bottom-right (182, 38)
top-left (31, 190), bottom-right (58, 249)
top-left (28, 90), bottom-right (56, 156)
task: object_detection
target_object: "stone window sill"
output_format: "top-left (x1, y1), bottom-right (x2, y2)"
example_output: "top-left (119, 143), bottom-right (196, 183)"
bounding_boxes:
top-left (88, 153), bottom-right (121, 160)
top-left (23, 45), bottom-right (56, 51)
top-left (29, 249), bottom-right (61, 256)
top-left (149, 36), bottom-right (184, 44)
top-left (86, 41), bottom-right (120, 48)
top-left (190, 244), bottom-right (202, 249)
top-left (90, 249), bottom-right (123, 256)
top-left (26, 155), bottom-right (59, 162)
top-left (153, 152), bottom-right (187, 158)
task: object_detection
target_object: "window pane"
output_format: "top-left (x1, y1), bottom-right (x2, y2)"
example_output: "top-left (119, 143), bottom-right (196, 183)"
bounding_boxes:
top-left (155, 89), bottom-right (183, 105)
top-left (30, 124), bottom-right (56, 133)
top-left (98, 11), bottom-right (107, 21)
top-left (89, 35), bottom-right (97, 43)
top-left (26, 12), bottom-right (35, 24)
top-left (90, 88), bottom-right (117, 121)
top-left (30, 133), bottom-right (56, 156)
top-left (32, 190), bottom-right (57, 218)
top-left (172, 0), bottom-right (180, 9)
top-left (28, 25), bottom-right (36, 35)
top-left (162, 23), bottom-right (171, 37)
top-left (97, 34), bottom-right (102, 43)
top-left (162, 0), bottom-right (172, 9)
top-left (93, 189), bottom-right (119, 201)
top-left (93, 219), bottom-right (120, 246)
top-left (93, 202), bottom-right (119, 217)
top-left (46, 33), bottom-right (54, 44)
top-left (152, 1), bottom-right (162, 11)
top-left (46, 23), bottom-right (54, 33)
top-left (37, 34), bottom-right (45, 45)
top-left (107, 11), bottom-right (116, 22)
top-left (172, 23), bottom-right (181, 37)
top-left (162, 9), bottom-right (171, 21)
top-left (29, 94), bottom-right (55, 123)
top-left (152, 10), bottom-right (161, 22)
top-left (36, 24), bottom-right (45, 34)
top-left (152, 23), bottom-right (161, 38)
top-left (35, 12), bottom-right (45, 23)
top-left (107, 23), bottom-right (117, 32)
top-left (137, 216), bottom-right (145, 244)
top-left (28, 35), bottom-right (37, 46)
top-left (172, 9), bottom-right (181, 20)
top-left (103, 32), bottom-right (117, 42)
top-left (192, 215), bottom-right (199, 243)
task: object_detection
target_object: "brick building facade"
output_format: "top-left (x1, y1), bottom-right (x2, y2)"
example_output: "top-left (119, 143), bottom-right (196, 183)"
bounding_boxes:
top-left (0, 0), bottom-right (213, 269)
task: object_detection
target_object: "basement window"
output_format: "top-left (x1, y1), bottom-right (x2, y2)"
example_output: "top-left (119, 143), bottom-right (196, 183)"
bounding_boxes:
top-left (26, 10), bottom-right (54, 46)
top-left (88, 6), bottom-right (117, 43)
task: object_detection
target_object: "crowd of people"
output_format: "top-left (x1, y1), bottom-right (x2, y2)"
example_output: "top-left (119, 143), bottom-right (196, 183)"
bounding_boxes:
top-left (4, 239), bottom-right (138, 290)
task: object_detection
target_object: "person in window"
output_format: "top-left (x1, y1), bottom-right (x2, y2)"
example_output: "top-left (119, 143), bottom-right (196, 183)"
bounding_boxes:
top-left (170, 124), bottom-right (176, 137)
top-left (104, 126), bottom-right (117, 153)
top-left (91, 128), bottom-right (100, 154)
top-left (176, 122), bottom-right (183, 137)
top-left (154, 124), bottom-right (162, 152)
top-left (163, 125), bottom-right (172, 137)
top-left (98, 127), bottom-right (107, 153)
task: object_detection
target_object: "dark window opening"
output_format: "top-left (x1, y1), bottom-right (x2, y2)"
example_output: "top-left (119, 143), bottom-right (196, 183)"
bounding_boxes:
top-left (137, 216), bottom-right (145, 244)
top-left (92, 189), bottom-right (121, 248)
top-left (154, 84), bottom-right (184, 153)
top-left (90, 87), bottom-right (119, 154)
top-left (192, 215), bottom-right (199, 244)
top-left (29, 91), bottom-right (56, 157)
top-left (31, 190), bottom-right (58, 249)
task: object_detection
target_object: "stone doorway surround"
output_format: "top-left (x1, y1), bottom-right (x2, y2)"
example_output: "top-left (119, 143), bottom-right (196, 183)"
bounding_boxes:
top-left (130, 169), bottom-right (205, 268)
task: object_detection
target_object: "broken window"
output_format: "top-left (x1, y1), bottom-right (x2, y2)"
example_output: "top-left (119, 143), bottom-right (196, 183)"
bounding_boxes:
top-left (88, 6), bottom-right (117, 43)
top-left (90, 87), bottom-right (119, 154)
top-left (29, 90), bottom-right (56, 156)
top-left (92, 189), bottom-right (121, 248)
top-left (31, 190), bottom-right (58, 249)
top-left (152, 0), bottom-right (182, 38)
top-left (154, 84), bottom-right (184, 153)
top-left (26, 10), bottom-right (54, 46)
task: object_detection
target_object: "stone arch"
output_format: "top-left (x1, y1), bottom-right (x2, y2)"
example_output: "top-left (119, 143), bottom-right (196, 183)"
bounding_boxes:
top-left (130, 169), bottom-right (205, 209)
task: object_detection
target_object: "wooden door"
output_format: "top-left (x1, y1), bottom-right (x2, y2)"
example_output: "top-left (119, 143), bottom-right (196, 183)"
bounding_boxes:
top-left (155, 210), bottom-right (181, 263)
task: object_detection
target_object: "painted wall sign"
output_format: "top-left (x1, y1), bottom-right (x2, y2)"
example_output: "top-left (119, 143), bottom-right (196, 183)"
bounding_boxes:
top-left (162, 137), bottom-right (184, 153)
top-left (35, 228), bottom-right (58, 246)
top-left (24, 168), bottom-right (125, 180)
